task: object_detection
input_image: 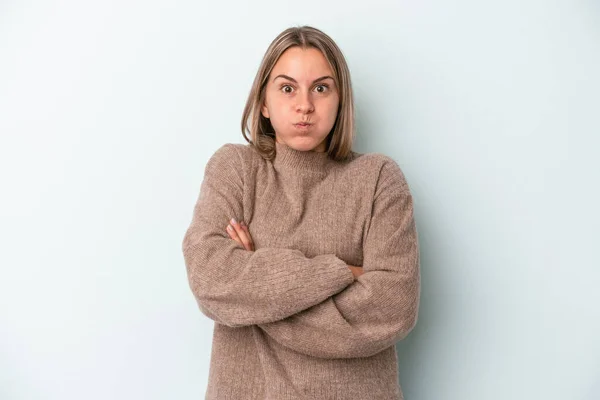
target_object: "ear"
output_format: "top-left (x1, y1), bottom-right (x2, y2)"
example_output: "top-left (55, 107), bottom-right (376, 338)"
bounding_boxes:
top-left (261, 100), bottom-right (270, 119)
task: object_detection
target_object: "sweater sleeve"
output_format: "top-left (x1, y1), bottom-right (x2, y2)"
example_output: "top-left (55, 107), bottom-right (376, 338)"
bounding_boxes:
top-left (182, 144), bottom-right (355, 328)
top-left (257, 158), bottom-right (421, 358)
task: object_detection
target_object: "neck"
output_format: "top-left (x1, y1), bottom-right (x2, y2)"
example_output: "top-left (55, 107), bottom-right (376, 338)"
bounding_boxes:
top-left (272, 141), bottom-right (332, 173)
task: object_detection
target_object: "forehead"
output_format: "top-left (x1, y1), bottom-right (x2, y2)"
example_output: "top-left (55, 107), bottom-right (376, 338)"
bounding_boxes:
top-left (271, 47), bottom-right (333, 80)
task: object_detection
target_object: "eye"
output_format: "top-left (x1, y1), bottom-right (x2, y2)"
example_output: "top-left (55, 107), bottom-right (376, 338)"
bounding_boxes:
top-left (315, 84), bottom-right (329, 93)
top-left (281, 85), bottom-right (294, 94)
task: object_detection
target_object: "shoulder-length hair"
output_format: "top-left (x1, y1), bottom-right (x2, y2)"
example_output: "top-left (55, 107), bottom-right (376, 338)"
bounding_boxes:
top-left (241, 25), bottom-right (355, 162)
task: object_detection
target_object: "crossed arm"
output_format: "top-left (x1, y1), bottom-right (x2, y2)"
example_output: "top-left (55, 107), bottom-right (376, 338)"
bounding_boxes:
top-left (225, 217), bottom-right (364, 279)
top-left (182, 144), bottom-right (360, 328)
top-left (182, 144), bottom-right (420, 359)
top-left (223, 186), bottom-right (419, 360)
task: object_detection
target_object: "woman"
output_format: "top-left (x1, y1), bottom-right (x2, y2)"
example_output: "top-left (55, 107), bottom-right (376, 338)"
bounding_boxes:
top-left (182, 25), bottom-right (420, 400)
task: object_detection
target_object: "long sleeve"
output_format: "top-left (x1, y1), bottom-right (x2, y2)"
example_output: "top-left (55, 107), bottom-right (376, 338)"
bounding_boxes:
top-left (257, 158), bottom-right (421, 359)
top-left (182, 144), bottom-right (355, 328)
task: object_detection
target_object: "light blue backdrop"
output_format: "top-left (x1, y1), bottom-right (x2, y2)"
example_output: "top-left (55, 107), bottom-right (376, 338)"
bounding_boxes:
top-left (1, 0), bottom-right (598, 399)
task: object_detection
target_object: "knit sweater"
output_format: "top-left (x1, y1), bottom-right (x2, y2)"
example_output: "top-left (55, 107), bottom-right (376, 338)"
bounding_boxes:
top-left (182, 140), bottom-right (420, 400)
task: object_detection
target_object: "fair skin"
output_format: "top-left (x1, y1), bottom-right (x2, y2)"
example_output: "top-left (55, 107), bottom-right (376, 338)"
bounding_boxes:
top-left (225, 46), bottom-right (364, 279)
top-left (261, 46), bottom-right (338, 153)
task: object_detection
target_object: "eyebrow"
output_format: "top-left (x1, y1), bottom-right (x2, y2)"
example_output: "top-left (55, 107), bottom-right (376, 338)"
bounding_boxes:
top-left (273, 74), bottom-right (334, 84)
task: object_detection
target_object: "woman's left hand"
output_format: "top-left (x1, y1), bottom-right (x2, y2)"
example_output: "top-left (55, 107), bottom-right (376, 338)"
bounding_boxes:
top-left (226, 218), bottom-right (255, 251)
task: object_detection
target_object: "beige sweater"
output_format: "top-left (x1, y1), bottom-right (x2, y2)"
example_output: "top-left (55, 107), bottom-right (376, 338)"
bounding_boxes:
top-left (182, 140), bottom-right (420, 399)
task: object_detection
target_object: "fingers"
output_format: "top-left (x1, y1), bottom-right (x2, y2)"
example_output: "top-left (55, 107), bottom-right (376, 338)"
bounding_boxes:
top-left (226, 218), bottom-right (255, 251)
top-left (347, 265), bottom-right (365, 279)
top-left (239, 222), bottom-right (255, 251)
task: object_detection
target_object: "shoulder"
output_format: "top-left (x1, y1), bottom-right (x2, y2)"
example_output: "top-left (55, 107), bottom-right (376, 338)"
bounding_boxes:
top-left (347, 150), bottom-right (410, 194)
top-left (203, 143), bottom-right (246, 182)
top-left (204, 142), bottom-right (262, 184)
top-left (208, 142), bottom-right (244, 162)
top-left (348, 149), bottom-right (398, 168)
top-left (206, 142), bottom-right (257, 169)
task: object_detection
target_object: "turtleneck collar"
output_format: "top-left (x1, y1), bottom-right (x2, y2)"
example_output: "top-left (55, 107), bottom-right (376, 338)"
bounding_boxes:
top-left (272, 141), bottom-right (333, 174)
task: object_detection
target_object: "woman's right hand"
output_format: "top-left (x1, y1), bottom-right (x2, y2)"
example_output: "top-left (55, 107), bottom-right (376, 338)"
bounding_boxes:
top-left (226, 218), bottom-right (255, 251)
top-left (347, 265), bottom-right (364, 279)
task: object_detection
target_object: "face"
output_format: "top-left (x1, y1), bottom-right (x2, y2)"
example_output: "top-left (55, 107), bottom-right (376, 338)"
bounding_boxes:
top-left (261, 46), bottom-right (340, 153)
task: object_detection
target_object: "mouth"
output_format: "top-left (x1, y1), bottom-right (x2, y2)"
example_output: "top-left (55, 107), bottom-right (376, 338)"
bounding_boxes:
top-left (294, 122), bottom-right (313, 127)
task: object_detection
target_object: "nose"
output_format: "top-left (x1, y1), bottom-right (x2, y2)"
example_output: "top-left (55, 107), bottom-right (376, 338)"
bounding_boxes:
top-left (295, 90), bottom-right (314, 114)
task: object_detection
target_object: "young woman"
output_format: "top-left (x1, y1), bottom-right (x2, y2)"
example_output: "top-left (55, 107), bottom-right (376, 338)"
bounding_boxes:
top-left (182, 25), bottom-right (420, 400)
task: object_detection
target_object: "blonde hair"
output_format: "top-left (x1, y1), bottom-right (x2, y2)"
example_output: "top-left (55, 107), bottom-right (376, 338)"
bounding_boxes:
top-left (240, 25), bottom-right (355, 161)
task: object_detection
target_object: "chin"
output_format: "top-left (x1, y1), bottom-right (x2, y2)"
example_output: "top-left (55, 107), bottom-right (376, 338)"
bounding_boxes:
top-left (283, 135), bottom-right (327, 151)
